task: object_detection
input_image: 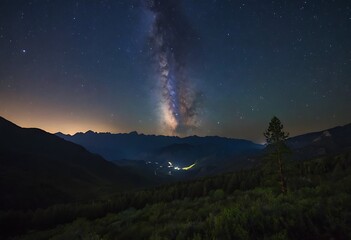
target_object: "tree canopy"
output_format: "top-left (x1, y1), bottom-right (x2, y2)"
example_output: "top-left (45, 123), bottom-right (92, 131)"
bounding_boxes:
top-left (264, 116), bottom-right (289, 145)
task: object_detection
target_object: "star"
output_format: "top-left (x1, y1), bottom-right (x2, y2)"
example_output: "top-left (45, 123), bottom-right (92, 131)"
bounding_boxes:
top-left (0, 0), bottom-right (349, 141)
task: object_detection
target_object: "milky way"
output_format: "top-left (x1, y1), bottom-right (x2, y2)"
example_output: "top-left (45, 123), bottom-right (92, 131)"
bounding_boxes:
top-left (1, 0), bottom-right (350, 141)
top-left (145, 0), bottom-right (201, 136)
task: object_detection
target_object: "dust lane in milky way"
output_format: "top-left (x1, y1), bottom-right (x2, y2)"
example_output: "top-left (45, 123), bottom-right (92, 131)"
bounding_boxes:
top-left (145, 0), bottom-right (202, 136)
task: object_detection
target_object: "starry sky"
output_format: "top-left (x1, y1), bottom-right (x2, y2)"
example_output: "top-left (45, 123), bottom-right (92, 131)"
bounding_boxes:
top-left (0, 0), bottom-right (350, 143)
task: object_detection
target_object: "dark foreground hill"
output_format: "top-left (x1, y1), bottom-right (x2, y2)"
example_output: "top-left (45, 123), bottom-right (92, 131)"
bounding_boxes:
top-left (0, 117), bottom-right (144, 211)
top-left (3, 149), bottom-right (350, 240)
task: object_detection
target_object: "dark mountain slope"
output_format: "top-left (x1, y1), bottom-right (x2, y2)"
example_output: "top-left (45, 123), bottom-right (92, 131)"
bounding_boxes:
top-left (286, 123), bottom-right (351, 159)
top-left (0, 117), bottom-right (144, 210)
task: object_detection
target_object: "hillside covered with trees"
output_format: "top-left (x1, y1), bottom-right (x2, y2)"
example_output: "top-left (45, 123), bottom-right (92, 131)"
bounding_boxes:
top-left (1, 117), bottom-right (351, 240)
top-left (2, 149), bottom-right (350, 240)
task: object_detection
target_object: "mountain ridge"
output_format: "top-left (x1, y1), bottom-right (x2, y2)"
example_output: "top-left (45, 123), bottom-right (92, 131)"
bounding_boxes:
top-left (55, 122), bottom-right (351, 178)
top-left (0, 116), bottom-right (145, 210)
top-left (56, 130), bottom-right (263, 161)
top-left (57, 130), bottom-right (259, 143)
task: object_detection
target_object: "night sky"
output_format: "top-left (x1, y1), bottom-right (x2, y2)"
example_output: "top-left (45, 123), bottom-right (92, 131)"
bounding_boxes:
top-left (0, 0), bottom-right (350, 143)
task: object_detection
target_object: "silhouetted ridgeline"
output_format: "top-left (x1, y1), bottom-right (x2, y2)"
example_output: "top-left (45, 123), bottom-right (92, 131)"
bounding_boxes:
top-left (0, 116), bottom-right (146, 211)
top-left (56, 131), bottom-right (264, 163)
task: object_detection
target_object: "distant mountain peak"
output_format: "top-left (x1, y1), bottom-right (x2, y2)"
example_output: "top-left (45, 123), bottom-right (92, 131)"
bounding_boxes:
top-left (85, 130), bottom-right (96, 134)
top-left (56, 132), bottom-right (71, 137)
top-left (313, 130), bottom-right (333, 142)
top-left (323, 131), bottom-right (332, 137)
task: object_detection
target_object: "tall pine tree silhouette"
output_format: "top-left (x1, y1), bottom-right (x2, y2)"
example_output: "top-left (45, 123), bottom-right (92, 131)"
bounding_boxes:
top-left (264, 116), bottom-right (290, 194)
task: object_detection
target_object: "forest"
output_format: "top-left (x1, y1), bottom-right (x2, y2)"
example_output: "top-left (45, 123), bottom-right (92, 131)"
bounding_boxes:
top-left (1, 149), bottom-right (350, 240)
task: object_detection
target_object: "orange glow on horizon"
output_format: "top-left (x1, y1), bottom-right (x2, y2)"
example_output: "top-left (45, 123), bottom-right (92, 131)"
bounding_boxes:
top-left (0, 99), bottom-right (126, 135)
top-left (0, 113), bottom-right (120, 135)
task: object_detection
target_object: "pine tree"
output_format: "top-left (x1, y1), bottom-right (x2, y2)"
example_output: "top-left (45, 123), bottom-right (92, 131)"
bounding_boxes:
top-left (264, 116), bottom-right (290, 194)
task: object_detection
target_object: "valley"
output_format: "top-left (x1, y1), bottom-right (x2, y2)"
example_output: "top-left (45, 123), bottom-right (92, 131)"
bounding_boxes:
top-left (1, 116), bottom-right (351, 239)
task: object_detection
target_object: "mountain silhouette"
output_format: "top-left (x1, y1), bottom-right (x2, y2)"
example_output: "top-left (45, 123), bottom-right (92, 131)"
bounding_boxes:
top-left (0, 117), bottom-right (144, 210)
top-left (56, 131), bottom-right (265, 180)
top-left (286, 123), bottom-right (351, 159)
top-left (56, 131), bottom-right (263, 165)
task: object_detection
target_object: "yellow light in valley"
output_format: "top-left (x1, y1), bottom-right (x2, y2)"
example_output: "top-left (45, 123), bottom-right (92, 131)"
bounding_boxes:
top-left (182, 163), bottom-right (196, 171)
